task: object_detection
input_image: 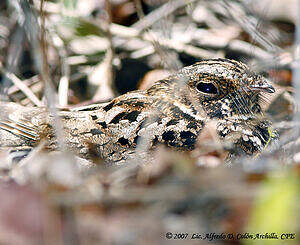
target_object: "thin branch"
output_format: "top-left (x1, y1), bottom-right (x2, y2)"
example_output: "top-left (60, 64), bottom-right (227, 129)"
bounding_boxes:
top-left (0, 68), bottom-right (43, 107)
top-left (110, 24), bottom-right (218, 59)
top-left (7, 75), bottom-right (40, 95)
top-left (132, 0), bottom-right (197, 32)
top-left (52, 34), bottom-right (70, 107)
top-left (92, 0), bottom-right (115, 101)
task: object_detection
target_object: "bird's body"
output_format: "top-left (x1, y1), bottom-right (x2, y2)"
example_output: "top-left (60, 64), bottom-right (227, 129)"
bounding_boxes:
top-left (0, 59), bottom-right (276, 163)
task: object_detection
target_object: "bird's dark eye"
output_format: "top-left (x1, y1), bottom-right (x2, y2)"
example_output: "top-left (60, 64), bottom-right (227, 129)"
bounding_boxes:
top-left (196, 82), bottom-right (218, 94)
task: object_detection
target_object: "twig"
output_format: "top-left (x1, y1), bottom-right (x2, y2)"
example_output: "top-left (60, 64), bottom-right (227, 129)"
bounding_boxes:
top-left (111, 24), bottom-right (218, 59)
top-left (0, 68), bottom-right (43, 107)
top-left (134, 0), bottom-right (145, 19)
top-left (134, 0), bottom-right (182, 70)
top-left (227, 39), bottom-right (274, 61)
top-left (132, 0), bottom-right (197, 32)
top-left (52, 34), bottom-right (70, 107)
top-left (38, 0), bottom-right (66, 151)
top-left (110, 23), bottom-right (140, 38)
top-left (220, 0), bottom-right (282, 54)
top-left (7, 75), bottom-right (40, 95)
top-left (92, 0), bottom-right (115, 101)
top-left (58, 76), bottom-right (69, 107)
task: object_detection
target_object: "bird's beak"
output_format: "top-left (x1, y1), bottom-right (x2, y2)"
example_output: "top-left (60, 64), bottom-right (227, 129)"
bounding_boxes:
top-left (246, 78), bottom-right (275, 93)
top-left (249, 84), bottom-right (275, 93)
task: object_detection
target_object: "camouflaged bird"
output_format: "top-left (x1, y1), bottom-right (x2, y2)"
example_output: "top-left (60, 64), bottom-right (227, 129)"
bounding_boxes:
top-left (0, 59), bottom-right (277, 163)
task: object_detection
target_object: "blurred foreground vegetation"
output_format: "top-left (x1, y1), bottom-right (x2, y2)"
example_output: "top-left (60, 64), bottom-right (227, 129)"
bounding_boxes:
top-left (0, 0), bottom-right (299, 244)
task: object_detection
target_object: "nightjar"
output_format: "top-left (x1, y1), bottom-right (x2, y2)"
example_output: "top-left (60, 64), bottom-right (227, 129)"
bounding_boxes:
top-left (0, 59), bottom-right (276, 163)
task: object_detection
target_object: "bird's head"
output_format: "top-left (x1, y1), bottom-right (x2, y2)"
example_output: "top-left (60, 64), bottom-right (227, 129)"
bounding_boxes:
top-left (180, 58), bottom-right (275, 120)
top-left (148, 59), bottom-right (275, 120)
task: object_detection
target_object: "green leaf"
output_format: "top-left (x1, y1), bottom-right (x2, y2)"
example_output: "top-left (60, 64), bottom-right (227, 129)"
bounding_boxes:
top-left (244, 170), bottom-right (299, 245)
top-left (63, 0), bottom-right (78, 9)
top-left (62, 17), bottom-right (106, 37)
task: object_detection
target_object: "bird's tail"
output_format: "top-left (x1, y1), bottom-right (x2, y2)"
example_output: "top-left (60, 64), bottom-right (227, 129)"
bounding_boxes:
top-left (0, 119), bottom-right (39, 141)
top-left (0, 102), bottom-right (42, 147)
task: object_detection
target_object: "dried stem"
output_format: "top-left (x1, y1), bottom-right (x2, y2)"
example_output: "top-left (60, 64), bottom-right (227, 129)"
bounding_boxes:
top-left (0, 68), bottom-right (43, 107)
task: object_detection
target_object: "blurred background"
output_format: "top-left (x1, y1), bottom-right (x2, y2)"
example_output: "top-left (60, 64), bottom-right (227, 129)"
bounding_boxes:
top-left (0, 0), bottom-right (299, 244)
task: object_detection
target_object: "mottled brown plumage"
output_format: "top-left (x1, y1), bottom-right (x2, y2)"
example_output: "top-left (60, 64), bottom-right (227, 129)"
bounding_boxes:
top-left (0, 59), bottom-right (277, 163)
